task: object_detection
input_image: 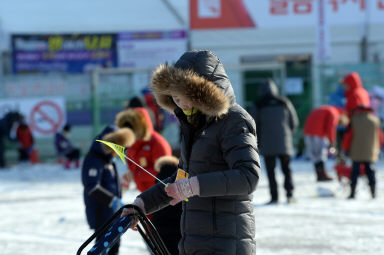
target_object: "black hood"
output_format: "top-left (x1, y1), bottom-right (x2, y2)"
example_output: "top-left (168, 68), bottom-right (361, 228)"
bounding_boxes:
top-left (150, 50), bottom-right (235, 118)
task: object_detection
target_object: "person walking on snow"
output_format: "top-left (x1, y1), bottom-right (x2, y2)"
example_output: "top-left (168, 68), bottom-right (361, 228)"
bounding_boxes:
top-left (123, 50), bottom-right (260, 255)
top-left (342, 106), bottom-right (383, 199)
top-left (253, 79), bottom-right (299, 204)
top-left (81, 126), bottom-right (135, 255)
top-left (303, 105), bottom-right (349, 181)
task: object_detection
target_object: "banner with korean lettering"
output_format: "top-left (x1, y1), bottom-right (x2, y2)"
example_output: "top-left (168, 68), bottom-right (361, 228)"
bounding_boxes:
top-left (12, 34), bottom-right (117, 73)
top-left (190, 0), bottom-right (384, 29)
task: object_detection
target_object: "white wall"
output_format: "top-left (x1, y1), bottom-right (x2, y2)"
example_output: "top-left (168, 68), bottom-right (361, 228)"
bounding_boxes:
top-left (190, 24), bottom-right (384, 65)
top-left (0, 0), bottom-right (188, 50)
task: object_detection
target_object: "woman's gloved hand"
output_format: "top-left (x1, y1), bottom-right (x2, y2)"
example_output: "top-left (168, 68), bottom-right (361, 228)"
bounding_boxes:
top-left (120, 197), bottom-right (145, 231)
top-left (165, 176), bottom-right (200, 206)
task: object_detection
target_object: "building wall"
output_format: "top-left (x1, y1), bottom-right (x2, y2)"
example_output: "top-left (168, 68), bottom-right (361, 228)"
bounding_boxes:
top-left (191, 24), bottom-right (384, 65)
top-left (189, 23), bottom-right (384, 107)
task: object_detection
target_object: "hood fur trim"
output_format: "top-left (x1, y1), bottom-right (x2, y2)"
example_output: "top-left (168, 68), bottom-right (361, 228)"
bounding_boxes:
top-left (150, 64), bottom-right (230, 117)
top-left (154, 155), bottom-right (179, 173)
top-left (101, 128), bottom-right (135, 154)
top-left (115, 109), bottom-right (151, 141)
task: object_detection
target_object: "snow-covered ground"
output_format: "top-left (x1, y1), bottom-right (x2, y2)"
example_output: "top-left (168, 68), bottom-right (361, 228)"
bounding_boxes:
top-left (0, 158), bottom-right (383, 255)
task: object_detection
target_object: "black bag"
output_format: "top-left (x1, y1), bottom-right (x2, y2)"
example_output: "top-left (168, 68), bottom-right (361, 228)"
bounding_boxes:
top-left (77, 204), bottom-right (170, 255)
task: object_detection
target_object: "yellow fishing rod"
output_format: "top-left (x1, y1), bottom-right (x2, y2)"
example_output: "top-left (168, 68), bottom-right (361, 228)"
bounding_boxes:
top-left (96, 139), bottom-right (189, 201)
top-left (96, 139), bottom-right (168, 186)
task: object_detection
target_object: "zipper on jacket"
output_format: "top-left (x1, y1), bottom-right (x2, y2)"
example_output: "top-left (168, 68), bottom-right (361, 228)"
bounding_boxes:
top-left (181, 165), bottom-right (190, 255)
top-left (212, 198), bottom-right (217, 232)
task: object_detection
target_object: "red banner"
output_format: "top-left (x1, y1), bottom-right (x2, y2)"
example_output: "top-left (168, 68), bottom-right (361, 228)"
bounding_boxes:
top-left (190, 0), bottom-right (256, 29)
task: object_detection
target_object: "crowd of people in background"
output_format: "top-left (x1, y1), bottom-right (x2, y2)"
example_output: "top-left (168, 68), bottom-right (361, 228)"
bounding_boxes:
top-left (252, 70), bottom-right (382, 202)
top-left (306, 71), bottom-right (382, 199)
top-left (0, 50), bottom-right (383, 254)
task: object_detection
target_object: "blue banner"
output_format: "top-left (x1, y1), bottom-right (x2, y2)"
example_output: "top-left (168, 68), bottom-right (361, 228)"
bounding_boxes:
top-left (12, 34), bottom-right (117, 73)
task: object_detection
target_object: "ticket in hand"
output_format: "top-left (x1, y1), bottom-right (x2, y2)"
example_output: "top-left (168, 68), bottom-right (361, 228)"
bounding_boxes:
top-left (175, 169), bottom-right (189, 181)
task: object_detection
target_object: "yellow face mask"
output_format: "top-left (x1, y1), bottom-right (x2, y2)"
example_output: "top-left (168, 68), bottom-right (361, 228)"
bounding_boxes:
top-left (182, 108), bottom-right (198, 116)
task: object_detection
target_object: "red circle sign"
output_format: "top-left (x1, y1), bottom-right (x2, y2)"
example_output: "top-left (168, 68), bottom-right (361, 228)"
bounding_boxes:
top-left (29, 100), bottom-right (64, 135)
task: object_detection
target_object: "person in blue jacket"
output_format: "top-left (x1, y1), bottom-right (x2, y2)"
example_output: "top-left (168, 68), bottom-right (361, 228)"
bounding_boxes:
top-left (81, 125), bottom-right (135, 255)
top-left (54, 124), bottom-right (82, 169)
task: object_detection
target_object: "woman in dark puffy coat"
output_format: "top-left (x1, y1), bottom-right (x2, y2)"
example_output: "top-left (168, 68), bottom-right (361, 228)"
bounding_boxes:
top-left (123, 50), bottom-right (260, 255)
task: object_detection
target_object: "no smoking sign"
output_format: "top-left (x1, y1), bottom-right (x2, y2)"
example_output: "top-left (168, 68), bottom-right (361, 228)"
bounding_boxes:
top-left (29, 100), bottom-right (64, 135)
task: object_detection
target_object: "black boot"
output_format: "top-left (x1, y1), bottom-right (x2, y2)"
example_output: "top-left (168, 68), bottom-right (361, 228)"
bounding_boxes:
top-left (314, 162), bottom-right (322, 181)
top-left (316, 161), bottom-right (332, 182)
top-left (370, 185), bottom-right (376, 199)
top-left (348, 184), bottom-right (356, 199)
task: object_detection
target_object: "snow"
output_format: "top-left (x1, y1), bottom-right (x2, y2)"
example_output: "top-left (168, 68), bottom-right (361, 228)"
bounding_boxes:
top-left (0, 159), bottom-right (383, 255)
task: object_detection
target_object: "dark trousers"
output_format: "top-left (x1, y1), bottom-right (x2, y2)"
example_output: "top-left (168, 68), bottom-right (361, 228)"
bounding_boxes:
top-left (18, 148), bottom-right (31, 162)
top-left (350, 162), bottom-right (376, 188)
top-left (264, 155), bottom-right (294, 200)
top-left (65, 148), bottom-right (80, 161)
top-left (0, 139), bottom-right (5, 168)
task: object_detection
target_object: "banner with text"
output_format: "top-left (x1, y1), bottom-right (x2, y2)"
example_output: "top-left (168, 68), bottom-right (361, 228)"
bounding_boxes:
top-left (190, 0), bottom-right (384, 29)
top-left (12, 34), bottom-right (117, 73)
top-left (117, 30), bottom-right (187, 68)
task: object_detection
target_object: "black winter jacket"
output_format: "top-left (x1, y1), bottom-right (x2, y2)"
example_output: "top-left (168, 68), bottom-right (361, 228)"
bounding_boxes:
top-left (139, 50), bottom-right (260, 255)
top-left (254, 80), bottom-right (299, 156)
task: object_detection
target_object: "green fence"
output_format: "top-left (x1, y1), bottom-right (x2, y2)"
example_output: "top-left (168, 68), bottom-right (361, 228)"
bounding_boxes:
top-left (2, 62), bottom-right (383, 164)
top-left (320, 63), bottom-right (384, 103)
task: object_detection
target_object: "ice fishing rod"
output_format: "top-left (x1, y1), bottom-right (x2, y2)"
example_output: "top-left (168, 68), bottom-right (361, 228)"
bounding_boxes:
top-left (122, 150), bottom-right (167, 186)
top-left (96, 140), bottom-right (167, 186)
top-left (97, 139), bottom-right (189, 201)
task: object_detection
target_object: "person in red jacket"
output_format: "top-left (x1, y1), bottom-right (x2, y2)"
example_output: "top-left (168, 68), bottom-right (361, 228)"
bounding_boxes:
top-left (341, 72), bottom-right (370, 117)
top-left (16, 120), bottom-right (35, 163)
top-left (142, 90), bottom-right (164, 132)
top-left (115, 107), bottom-right (172, 192)
top-left (303, 105), bottom-right (349, 181)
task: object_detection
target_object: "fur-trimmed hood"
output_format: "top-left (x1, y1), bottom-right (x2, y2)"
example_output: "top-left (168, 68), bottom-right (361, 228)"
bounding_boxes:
top-left (115, 107), bottom-right (153, 141)
top-left (150, 50), bottom-right (235, 118)
top-left (101, 128), bottom-right (136, 154)
top-left (154, 155), bottom-right (179, 173)
top-left (89, 125), bottom-right (134, 159)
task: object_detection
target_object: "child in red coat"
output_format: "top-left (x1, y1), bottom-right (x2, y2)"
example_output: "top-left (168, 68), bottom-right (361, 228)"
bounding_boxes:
top-left (115, 107), bottom-right (172, 192)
